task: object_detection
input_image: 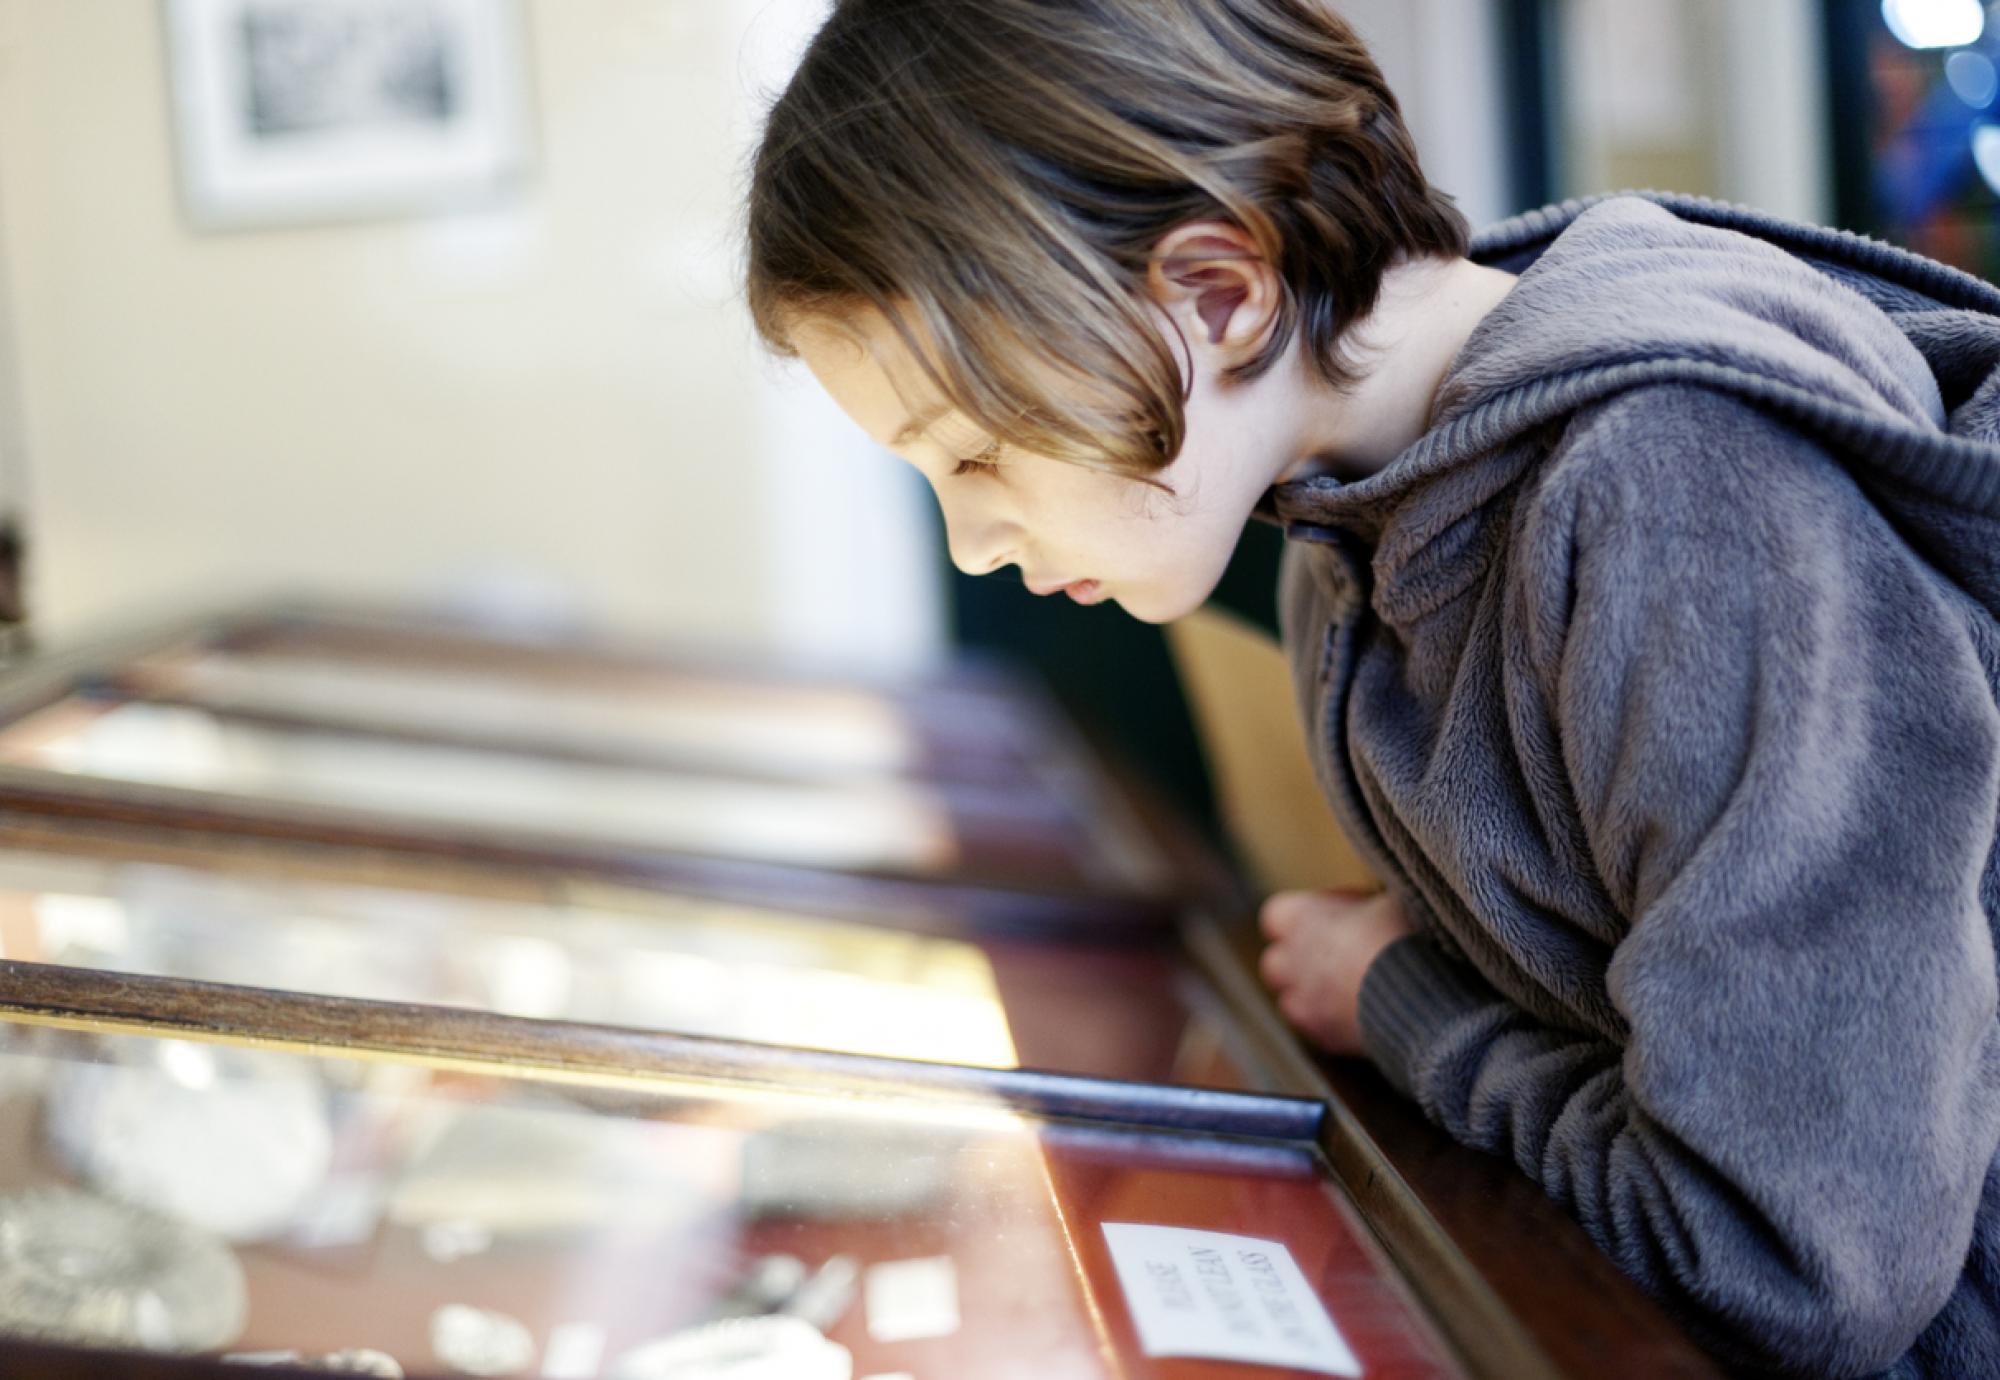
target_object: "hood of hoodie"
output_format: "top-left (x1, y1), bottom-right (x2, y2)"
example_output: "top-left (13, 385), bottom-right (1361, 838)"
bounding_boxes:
top-left (1259, 192), bottom-right (2000, 617)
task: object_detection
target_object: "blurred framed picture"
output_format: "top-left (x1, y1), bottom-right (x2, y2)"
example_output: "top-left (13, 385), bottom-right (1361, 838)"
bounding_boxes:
top-left (163, 0), bottom-right (531, 230)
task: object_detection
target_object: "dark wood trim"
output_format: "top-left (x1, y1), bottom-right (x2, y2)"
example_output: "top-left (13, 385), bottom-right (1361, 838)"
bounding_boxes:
top-left (0, 766), bottom-right (1177, 942)
top-left (0, 602), bottom-right (1727, 1375)
top-left (1179, 912), bottom-right (1729, 1380)
top-left (1032, 1117), bottom-right (1325, 1176)
top-left (0, 602), bottom-right (1188, 918)
top-left (0, 605), bottom-right (230, 729)
top-left (76, 689), bottom-right (1172, 893)
top-left (0, 959), bottom-right (1326, 1143)
top-left (128, 637), bottom-right (1055, 789)
top-left (2, 600), bottom-right (1071, 795)
top-left (1059, 704), bottom-right (1246, 915)
top-left (189, 604), bottom-right (1189, 890)
top-left (95, 682), bottom-right (1067, 814)
top-left (0, 810), bottom-right (566, 903)
top-left (0, 1341), bottom-right (349, 1380)
top-left (215, 599), bottom-right (1045, 728)
top-left (1181, 913), bottom-right (1562, 1380)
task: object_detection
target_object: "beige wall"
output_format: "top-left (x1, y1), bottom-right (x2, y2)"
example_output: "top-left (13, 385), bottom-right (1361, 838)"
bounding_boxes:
top-left (0, 0), bottom-right (1519, 662)
top-left (0, 0), bottom-right (941, 663)
top-left (0, 170), bottom-right (24, 530)
top-left (1329, 0), bottom-right (1509, 228)
top-left (1554, 0), bottom-right (1831, 222)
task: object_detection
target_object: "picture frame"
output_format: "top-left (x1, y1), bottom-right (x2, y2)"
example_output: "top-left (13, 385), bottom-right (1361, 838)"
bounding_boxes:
top-left (162, 0), bottom-right (532, 230)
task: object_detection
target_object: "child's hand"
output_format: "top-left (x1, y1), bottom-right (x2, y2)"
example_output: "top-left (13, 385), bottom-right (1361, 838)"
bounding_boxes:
top-left (1258, 888), bottom-right (1414, 1056)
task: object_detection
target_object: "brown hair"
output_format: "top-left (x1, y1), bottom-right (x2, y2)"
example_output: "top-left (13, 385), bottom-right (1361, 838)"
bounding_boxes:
top-left (745, 0), bottom-right (1469, 477)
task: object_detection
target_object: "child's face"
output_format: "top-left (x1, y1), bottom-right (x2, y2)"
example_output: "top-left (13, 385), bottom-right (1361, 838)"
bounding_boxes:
top-left (792, 306), bottom-right (1299, 624)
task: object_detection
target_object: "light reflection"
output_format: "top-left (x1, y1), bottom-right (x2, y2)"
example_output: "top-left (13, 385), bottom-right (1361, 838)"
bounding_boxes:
top-left (1973, 122), bottom-right (2000, 194)
top-left (155, 1040), bottom-right (217, 1092)
top-left (1883, 0), bottom-right (1986, 49)
top-left (16, 868), bottom-right (1021, 1069)
top-left (0, 1016), bottom-right (1046, 1373)
top-left (0, 700), bottom-right (958, 874)
top-left (126, 649), bottom-right (923, 779)
top-left (1948, 48), bottom-right (2000, 106)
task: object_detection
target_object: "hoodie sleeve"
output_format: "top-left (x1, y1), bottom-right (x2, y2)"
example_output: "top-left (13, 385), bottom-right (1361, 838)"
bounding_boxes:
top-left (1355, 385), bottom-right (2000, 1378)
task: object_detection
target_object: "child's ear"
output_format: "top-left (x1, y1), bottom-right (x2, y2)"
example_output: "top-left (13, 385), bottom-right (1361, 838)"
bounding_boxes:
top-left (1147, 221), bottom-right (1281, 361)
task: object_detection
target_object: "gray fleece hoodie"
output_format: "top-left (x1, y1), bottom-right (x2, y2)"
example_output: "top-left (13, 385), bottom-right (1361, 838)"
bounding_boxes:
top-left (1255, 194), bottom-right (2000, 1379)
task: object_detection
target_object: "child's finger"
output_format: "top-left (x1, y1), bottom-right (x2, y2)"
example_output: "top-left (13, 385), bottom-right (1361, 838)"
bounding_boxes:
top-left (1258, 941), bottom-right (1293, 987)
top-left (1259, 891), bottom-right (1307, 939)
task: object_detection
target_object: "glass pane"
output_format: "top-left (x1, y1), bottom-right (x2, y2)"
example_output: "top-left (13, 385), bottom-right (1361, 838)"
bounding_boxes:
top-left (112, 645), bottom-right (1173, 892)
top-left (210, 618), bottom-right (1053, 778)
top-left (125, 646), bottom-right (926, 781)
top-left (0, 699), bottom-right (960, 875)
top-left (0, 850), bottom-right (1251, 1087)
top-left (0, 1018), bottom-right (1464, 1378)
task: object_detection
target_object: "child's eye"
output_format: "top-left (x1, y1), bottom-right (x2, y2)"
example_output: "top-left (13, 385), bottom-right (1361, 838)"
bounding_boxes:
top-left (952, 441), bottom-right (1004, 478)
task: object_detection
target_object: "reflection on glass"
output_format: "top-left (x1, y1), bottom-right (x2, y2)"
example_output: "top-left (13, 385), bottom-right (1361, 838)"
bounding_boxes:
top-left (0, 1021), bottom-right (1079, 1377)
top-left (124, 648), bottom-right (926, 781)
top-left (0, 1019), bottom-right (1463, 1378)
top-left (0, 700), bottom-right (960, 874)
top-left (0, 1016), bottom-right (1040, 1368)
top-left (0, 854), bottom-right (1019, 1068)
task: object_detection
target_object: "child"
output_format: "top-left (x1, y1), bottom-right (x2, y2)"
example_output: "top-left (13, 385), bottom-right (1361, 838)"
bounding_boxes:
top-left (744, 2), bottom-right (2000, 1375)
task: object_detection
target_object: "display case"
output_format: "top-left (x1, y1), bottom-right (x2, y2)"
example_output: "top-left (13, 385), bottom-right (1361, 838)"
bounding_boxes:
top-left (0, 606), bottom-right (1204, 937)
top-left (0, 997), bottom-right (1453, 1379)
top-left (0, 837), bottom-right (1256, 1088)
top-left (0, 603), bottom-right (1725, 1379)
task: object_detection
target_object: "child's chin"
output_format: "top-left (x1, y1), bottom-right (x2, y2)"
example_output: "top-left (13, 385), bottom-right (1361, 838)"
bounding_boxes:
top-left (1121, 585), bottom-right (1204, 626)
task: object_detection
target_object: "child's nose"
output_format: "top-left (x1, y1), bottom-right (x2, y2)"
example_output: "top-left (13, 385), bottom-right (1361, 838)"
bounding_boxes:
top-left (940, 506), bottom-right (1018, 579)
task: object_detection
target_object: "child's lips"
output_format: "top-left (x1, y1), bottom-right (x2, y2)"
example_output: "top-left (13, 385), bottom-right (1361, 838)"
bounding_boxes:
top-left (1027, 576), bottom-right (1107, 604)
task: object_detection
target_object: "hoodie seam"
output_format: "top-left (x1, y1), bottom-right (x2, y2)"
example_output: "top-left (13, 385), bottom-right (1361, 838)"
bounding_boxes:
top-left (1271, 358), bottom-right (2000, 535)
top-left (1473, 191), bottom-right (2000, 319)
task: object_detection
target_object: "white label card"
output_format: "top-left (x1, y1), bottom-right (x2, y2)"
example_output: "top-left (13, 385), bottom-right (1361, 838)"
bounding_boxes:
top-left (1101, 1223), bottom-right (1362, 1376)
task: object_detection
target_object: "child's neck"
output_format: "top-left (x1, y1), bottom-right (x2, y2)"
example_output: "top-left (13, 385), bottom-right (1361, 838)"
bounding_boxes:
top-left (1276, 256), bottom-right (1519, 486)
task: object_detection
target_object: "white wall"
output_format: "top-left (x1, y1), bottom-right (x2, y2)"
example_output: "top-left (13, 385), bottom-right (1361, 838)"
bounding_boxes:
top-left (1348, 0), bottom-right (1832, 229)
top-left (1552, 0), bottom-right (1831, 222)
top-left (0, 170), bottom-right (25, 530)
top-left (735, 0), bottom-right (946, 674)
top-left (0, 0), bottom-right (943, 668)
top-left (1337, 0), bottom-right (1512, 228)
top-left (1714, 0), bottom-right (1831, 224)
top-left (11, 0), bottom-right (1695, 668)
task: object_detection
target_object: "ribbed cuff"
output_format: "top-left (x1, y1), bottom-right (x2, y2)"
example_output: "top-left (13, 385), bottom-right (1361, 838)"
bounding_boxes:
top-left (1358, 933), bottom-right (1503, 1101)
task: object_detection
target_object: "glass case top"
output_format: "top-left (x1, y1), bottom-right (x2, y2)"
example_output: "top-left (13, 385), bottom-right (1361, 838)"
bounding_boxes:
top-left (0, 848), bottom-right (1246, 1088)
top-left (121, 647), bottom-right (928, 782)
top-left (0, 1016), bottom-right (1463, 1379)
top-left (0, 699), bottom-right (961, 876)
